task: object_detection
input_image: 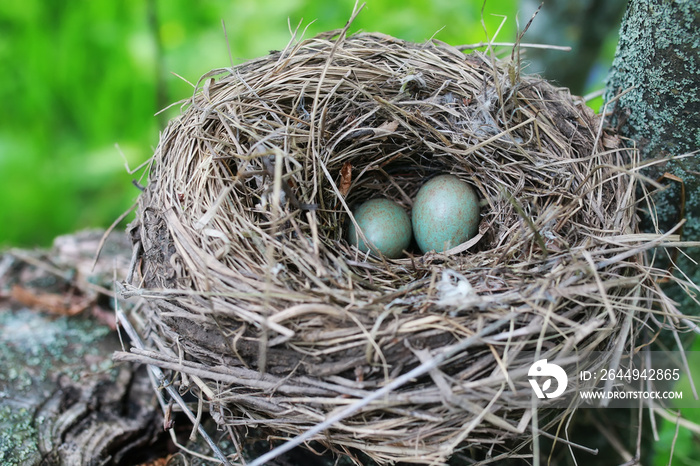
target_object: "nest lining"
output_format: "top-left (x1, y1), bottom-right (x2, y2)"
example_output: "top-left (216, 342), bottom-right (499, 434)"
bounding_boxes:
top-left (123, 31), bottom-right (679, 465)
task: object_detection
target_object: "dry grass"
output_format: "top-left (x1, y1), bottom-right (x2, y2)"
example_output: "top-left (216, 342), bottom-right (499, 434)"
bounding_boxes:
top-left (118, 27), bottom-right (697, 465)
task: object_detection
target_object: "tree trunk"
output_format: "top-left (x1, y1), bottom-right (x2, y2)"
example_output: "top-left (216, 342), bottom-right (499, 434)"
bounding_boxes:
top-left (601, 2), bottom-right (699, 464)
top-left (605, 0), bottom-right (700, 314)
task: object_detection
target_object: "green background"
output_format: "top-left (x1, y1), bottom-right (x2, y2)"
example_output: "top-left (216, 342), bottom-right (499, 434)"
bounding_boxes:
top-left (0, 0), bottom-right (619, 247)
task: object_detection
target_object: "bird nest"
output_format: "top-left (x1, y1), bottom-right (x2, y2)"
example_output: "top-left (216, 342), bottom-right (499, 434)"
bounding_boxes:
top-left (121, 31), bottom-right (685, 465)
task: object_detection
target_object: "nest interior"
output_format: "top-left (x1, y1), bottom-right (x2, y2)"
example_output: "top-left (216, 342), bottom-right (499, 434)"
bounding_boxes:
top-left (123, 31), bottom-right (675, 464)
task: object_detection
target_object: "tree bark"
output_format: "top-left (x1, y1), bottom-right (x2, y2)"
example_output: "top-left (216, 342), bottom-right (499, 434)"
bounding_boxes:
top-left (605, 0), bottom-right (700, 314)
top-left (601, 2), bottom-right (699, 463)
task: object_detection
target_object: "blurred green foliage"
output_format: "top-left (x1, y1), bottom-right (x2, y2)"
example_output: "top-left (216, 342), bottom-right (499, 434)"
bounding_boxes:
top-left (1, 0), bottom-right (529, 247)
top-left (653, 337), bottom-right (700, 466)
top-left (0, 0), bottom-right (622, 247)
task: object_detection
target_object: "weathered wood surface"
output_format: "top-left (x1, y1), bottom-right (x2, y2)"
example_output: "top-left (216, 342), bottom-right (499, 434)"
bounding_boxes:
top-left (0, 230), bottom-right (160, 465)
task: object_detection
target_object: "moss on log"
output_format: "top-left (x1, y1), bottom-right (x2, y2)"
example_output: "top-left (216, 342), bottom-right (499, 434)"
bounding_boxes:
top-left (0, 231), bottom-right (160, 465)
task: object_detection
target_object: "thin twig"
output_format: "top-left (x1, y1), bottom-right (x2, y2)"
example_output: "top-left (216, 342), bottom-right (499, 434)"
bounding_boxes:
top-left (247, 313), bottom-right (517, 466)
top-left (115, 309), bottom-right (233, 466)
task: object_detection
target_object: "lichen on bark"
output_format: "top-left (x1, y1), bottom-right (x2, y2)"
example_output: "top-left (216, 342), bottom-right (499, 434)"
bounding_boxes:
top-left (605, 0), bottom-right (700, 314)
top-left (605, 0), bottom-right (700, 159)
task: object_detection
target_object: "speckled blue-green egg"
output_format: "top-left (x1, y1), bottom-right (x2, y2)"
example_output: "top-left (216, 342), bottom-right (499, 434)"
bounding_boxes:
top-left (412, 175), bottom-right (480, 253)
top-left (347, 198), bottom-right (412, 259)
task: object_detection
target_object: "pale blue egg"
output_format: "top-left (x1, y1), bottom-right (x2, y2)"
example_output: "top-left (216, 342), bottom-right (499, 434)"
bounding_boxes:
top-left (347, 198), bottom-right (412, 259)
top-left (412, 175), bottom-right (480, 253)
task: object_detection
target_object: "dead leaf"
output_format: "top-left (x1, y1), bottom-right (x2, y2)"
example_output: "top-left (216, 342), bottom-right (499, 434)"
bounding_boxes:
top-left (10, 285), bottom-right (91, 316)
top-left (136, 457), bottom-right (175, 466)
top-left (375, 120), bottom-right (399, 135)
top-left (602, 133), bottom-right (620, 150)
top-left (340, 162), bottom-right (352, 197)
